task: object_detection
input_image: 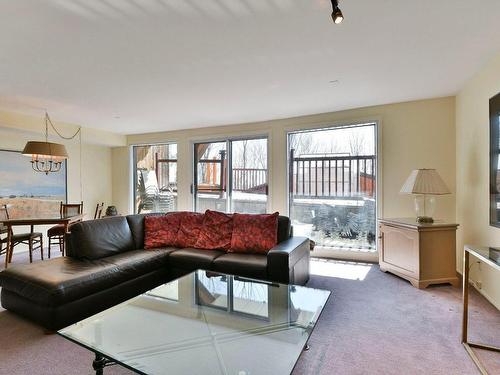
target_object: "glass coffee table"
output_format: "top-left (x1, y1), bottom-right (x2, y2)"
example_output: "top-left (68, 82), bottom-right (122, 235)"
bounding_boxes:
top-left (59, 270), bottom-right (330, 375)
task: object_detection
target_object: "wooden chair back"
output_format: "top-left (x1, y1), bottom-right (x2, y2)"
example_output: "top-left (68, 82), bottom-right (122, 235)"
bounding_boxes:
top-left (94, 202), bottom-right (105, 219)
top-left (0, 205), bottom-right (10, 235)
top-left (60, 201), bottom-right (84, 217)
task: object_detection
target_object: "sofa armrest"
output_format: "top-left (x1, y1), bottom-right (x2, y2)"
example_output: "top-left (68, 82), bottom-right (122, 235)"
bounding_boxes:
top-left (267, 237), bottom-right (310, 285)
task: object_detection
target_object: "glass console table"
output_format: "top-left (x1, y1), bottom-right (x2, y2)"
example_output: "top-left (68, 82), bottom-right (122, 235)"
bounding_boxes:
top-left (59, 270), bottom-right (330, 375)
top-left (462, 245), bottom-right (500, 375)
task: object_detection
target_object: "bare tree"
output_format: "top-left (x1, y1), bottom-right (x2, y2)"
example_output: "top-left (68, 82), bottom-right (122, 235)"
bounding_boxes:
top-left (289, 133), bottom-right (315, 156)
top-left (233, 140), bottom-right (267, 170)
top-left (348, 132), bottom-right (366, 156)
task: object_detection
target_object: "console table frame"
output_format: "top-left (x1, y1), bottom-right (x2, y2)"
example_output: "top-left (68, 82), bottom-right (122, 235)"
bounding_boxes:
top-left (462, 245), bottom-right (500, 375)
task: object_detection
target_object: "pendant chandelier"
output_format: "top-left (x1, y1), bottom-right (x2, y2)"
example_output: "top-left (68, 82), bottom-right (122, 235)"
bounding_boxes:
top-left (22, 112), bottom-right (81, 174)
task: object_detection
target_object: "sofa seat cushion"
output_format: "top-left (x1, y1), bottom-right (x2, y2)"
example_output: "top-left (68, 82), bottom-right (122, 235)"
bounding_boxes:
top-left (169, 248), bottom-right (224, 271)
top-left (213, 253), bottom-right (268, 280)
top-left (101, 247), bottom-right (176, 280)
top-left (0, 248), bottom-right (173, 307)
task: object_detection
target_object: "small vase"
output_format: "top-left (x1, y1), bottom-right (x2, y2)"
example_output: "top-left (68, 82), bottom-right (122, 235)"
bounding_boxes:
top-left (105, 206), bottom-right (118, 216)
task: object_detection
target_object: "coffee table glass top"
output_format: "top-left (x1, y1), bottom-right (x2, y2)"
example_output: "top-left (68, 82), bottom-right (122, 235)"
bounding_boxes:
top-left (58, 270), bottom-right (330, 375)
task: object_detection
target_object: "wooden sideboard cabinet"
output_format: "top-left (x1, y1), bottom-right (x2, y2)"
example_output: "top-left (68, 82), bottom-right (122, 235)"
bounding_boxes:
top-left (378, 218), bottom-right (459, 289)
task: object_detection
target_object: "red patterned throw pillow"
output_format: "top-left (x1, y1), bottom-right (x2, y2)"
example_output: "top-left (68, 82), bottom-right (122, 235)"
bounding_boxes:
top-left (195, 210), bottom-right (233, 250)
top-left (144, 213), bottom-right (183, 249)
top-left (175, 212), bottom-right (205, 248)
top-left (229, 212), bottom-right (279, 254)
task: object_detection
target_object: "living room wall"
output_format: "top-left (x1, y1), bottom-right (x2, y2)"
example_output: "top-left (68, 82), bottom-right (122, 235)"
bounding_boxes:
top-left (456, 52), bottom-right (500, 309)
top-left (0, 110), bottom-right (126, 252)
top-left (114, 96), bottom-right (456, 226)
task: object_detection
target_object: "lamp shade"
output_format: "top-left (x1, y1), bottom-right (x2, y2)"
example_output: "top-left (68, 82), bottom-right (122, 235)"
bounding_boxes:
top-left (22, 141), bottom-right (68, 160)
top-left (400, 169), bottom-right (450, 195)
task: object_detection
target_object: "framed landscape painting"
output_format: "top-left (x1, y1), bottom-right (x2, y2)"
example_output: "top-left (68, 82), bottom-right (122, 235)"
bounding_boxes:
top-left (0, 149), bottom-right (67, 218)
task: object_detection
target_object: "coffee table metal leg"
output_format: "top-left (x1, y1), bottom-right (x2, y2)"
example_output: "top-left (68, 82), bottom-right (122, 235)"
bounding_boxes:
top-left (92, 353), bottom-right (115, 375)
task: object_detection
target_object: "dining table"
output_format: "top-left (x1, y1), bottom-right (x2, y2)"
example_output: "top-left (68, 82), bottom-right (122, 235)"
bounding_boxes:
top-left (1, 213), bottom-right (85, 268)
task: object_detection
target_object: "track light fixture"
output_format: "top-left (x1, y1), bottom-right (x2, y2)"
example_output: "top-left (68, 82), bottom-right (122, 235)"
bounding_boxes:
top-left (331, 0), bottom-right (344, 24)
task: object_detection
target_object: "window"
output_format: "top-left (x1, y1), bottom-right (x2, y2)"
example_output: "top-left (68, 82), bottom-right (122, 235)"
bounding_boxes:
top-left (193, 137), bottom-right (268, 214)
top-left (288, 123), bottom-right (377, 255)
top-left (133, 143), bottom-right (177, 213)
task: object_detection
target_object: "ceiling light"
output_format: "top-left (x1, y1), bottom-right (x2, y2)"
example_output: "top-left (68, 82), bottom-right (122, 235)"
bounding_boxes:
top-left (331, 0), bottom-right (344, 24)
top-left (22, 112), bottom-right (80, 174)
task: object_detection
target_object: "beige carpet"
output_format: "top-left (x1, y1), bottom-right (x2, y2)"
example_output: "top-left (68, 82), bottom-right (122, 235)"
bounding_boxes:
top-left (0, 253), bottom-right (499, 375)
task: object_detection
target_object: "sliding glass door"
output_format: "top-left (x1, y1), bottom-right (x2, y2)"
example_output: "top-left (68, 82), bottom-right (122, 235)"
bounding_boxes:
top-left (194, 138), bottom-right (268, 214)
top-left (288, 123), bottom-right (377, 256)
top-left (133, 143), bottom-right (177, 213)
top-left (194, 141), bottom-right (228, 212)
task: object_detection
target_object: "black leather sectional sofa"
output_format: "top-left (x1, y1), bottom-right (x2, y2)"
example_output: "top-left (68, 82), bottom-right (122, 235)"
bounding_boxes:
top-left (0, 213), bottom-right (310, 330)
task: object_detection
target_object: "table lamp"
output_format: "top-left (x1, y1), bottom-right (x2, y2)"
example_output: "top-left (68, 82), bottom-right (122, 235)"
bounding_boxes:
top-left (400, 169), bottom-right (450, 223)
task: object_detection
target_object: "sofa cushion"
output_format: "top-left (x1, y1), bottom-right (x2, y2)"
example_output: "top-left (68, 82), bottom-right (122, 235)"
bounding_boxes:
top-left (230, 212), bottom-right (279, 254)
top-left (69, 216), bottom-right (135, 259)
top-left (213, 253), bottom-right (268, 280)
top-left (144, 214), bottom-right (182, 249)
top-left (169, 248), bottom-right (224, 271)
top-left (0, 248), bottom-right (173, 307)
top-left (195, 210), bottom-right (233, 250)
top-left (175, 212), bottom-right (204, 248)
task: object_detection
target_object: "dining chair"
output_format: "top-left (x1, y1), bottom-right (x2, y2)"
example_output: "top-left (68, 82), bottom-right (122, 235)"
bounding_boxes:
top-left (47, 201), bottom-right (83, 258)
top-left (0, 204), bottom-right (44, 264)
top-left (0, 206), bottom-right (8, 260)
top-left (94, 202), bottom-right (105, 219)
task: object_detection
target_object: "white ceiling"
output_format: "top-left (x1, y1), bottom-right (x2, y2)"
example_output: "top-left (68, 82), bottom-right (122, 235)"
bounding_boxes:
top-left (0, 0), bottom-right (499, 135)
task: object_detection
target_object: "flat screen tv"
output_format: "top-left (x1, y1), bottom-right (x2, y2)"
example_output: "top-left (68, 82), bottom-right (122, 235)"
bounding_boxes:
top-left (489, 92), bottom-right (500, 227)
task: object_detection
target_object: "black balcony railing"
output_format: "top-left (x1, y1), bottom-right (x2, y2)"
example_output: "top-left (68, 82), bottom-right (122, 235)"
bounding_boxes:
top-left (289, 150), bottom-right (376, 198)
top-left (155, 151), bottom-right (375, 199)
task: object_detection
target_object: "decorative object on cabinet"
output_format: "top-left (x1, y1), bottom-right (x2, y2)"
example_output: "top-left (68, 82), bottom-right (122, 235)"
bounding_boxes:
top-left (400, 169), bottom-right (450, 223)
top-left (105, 206), bottom-right (118, 217)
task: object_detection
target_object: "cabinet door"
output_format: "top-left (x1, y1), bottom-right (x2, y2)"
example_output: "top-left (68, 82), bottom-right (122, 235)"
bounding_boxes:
top-left (380, 224), bottom-right (419, 277)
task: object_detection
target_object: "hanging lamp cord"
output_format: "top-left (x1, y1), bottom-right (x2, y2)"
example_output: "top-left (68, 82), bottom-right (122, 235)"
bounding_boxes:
top-left (44, 111), bottom-right (84, 202)
top-left (45, 112), bottom-right (81, 140)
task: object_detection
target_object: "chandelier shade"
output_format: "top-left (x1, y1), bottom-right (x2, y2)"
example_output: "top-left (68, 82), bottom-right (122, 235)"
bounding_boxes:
top-left (22, 141), bottom-right (68, 174)
top-left (22, 141), bottom-right (68, 160)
